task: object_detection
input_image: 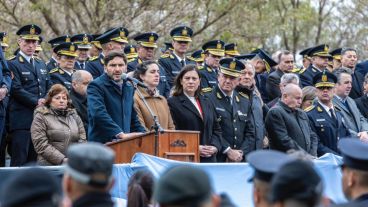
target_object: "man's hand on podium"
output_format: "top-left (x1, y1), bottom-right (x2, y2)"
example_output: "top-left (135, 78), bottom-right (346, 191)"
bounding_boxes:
top-left (118, 132), bottom-right (144, 140)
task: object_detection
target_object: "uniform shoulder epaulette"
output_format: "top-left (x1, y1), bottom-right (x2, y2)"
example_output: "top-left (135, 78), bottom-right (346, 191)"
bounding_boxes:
top-left (127, 58), bottom-right (135, 63)
top-left (238, 92), bottom-right (249, 99)
top-left (299, 68), bottom-right (307, 74)
top-left (160, 53), bottom-right (170, 58)
top-left (49, 68), bottom-right (59, 74)
top-left (89, 56), bottom-right (99, 61)
top-left (34, 56), bottom-right (42, 62)
top-left (198, 65), bottom-right (204, 70)
top-left (291, 68), bottom-right (301, 73)
top-left (304, 105), bottom-right (315, 112)
top-left (201, 87), bottom-right (212, 93)
top-left (7, 55), bottom-right (15, 61)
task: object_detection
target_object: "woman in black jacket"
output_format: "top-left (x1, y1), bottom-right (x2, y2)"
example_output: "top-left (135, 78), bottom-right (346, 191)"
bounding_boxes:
top-left (168, 65), bottom-right (222, 162)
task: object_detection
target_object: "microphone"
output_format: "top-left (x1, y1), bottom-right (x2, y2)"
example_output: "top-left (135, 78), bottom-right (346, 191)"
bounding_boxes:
top-left (121, 73), bottom-right (148, 88)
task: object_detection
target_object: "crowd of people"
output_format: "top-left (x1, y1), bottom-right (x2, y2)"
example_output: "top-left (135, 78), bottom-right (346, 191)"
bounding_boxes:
top-left (0, 22), bottom-right (367, 205)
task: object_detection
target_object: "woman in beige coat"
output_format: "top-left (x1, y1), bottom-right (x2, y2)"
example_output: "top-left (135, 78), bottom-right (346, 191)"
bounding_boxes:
top-left (31, 84), bottom-right (86, 166)
top-left (133, 60), bottom-right (175, 131)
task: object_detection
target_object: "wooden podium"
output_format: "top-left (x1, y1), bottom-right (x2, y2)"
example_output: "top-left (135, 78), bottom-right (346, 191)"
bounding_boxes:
top-left (105, 130), bottom-right (200, 163)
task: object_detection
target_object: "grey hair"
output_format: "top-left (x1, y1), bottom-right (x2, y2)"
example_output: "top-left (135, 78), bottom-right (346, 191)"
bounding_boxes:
top-left (240, 60), bottom-right (255, 76)
top-left (333, 67), bottom-right (352, 84)
top-left (280, 73), bottom-right (299, 85)
top-left (72, 70), bottom-right (87, 83)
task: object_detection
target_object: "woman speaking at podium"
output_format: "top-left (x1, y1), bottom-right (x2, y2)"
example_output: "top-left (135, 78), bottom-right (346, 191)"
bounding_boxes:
top-left (168, 65), bottom-right (222, 162)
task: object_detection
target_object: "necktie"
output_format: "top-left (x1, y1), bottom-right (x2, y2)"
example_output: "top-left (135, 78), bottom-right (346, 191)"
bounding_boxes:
top-left (180, 60), bottom-right (185, 67)
top-left (80, 63), bottom-right (84, 69)
top-left (226, 96), bottom-right (232, 105)
top-left (330, 108), bottom-right (337, 123)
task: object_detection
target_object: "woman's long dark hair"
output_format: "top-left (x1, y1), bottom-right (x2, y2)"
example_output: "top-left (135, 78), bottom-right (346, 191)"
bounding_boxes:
top-left (171, 64), bottom-right (201, 97)
top-left (133, 60), bottom-right (158, 81)
top-left (127, 170), bottom-right (154, 207)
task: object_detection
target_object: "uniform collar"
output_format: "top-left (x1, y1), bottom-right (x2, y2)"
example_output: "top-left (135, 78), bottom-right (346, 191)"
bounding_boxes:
top-left (317, 100), bottom-right (334, 112)
top-left (173, 51), bottom-right (185, 62)
top-left (19, 50), bottom-right (32, 63)
top-left (218, 85), bottom-right (233, 100)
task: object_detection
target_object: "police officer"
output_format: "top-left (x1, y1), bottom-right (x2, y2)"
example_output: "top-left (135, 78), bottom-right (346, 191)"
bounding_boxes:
top-left (208, 58), bottom-right (255, 162)
top-left (187, 49), bottom-right (205, 67)
top-left (90, 34), bottom-right (102, 57)
top-left (269, 160), bottom-right (323, 207)
top-left (124, 44), bottom-right (138, 63)
top-left (62, 142), bottom-right (116, 207)
top-left (128, 32), bottom-right (170, 97)
top-left (199, 40), bottom-right (225, 93)
top-left (330, 48), bottom-right (342, 71)
top-left (0, 32), bottom-right (9, 52)
top-left (158, 26), bottom-right (195, 88)
top-left (161, 41), bottom-right (173, 54)
top-left (298, 46), bottom-right (313, 71)
top-left (305, 70), bottom-right (350, 156)
top-left (8, 24), bottom-right (52, 166)
top-left (299, 44), bottom-right (331, 87)
top-left (46, 35), bottom-right (72, 72)
top-left (71, 33), bottom-right (93, 70)
top-left (334, 139), bottom-right (368, 207)
top-left (224, 43), bottom-right (240, 57)
top-left (34, 35), bottom-right (43, 58)
top-left (49, 42), bottom-right (79, 91)
top-left (86, 27), bottom-right (129, 79)
top-left (247, 150), bottom-right (294, 207)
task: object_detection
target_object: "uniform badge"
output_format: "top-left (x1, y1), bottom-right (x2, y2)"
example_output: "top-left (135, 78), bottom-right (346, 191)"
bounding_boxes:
top-left (30, 25), bottom-right (35, 35)
top-left (216, 41), bottom-right (222, 49)
top-left (130, 47), bottom-right (135, 53)
top-left (324, 45), bottom-right (329, 52)
top-left (19, 56), bottom-right (24, 63)
top-left (149, 35), bottom-right (154, 43)
top-left (83, 35), bottom-right (89, 44)
top-left (322, 74), bottom-right (327, 82)
top-left (216, 92), bottom-right (222, 99)
top-left (66, 36), bottom-right (71, 42)
top-left (120, 31), bottom-right (125, 38)
top-left (70, 44), bottom-right (75, 52)
top-left (317, 106), bottom-right (323, 112)
top-left (230, 61), bottom-right (236, 70)
top-left (182, 27), bottom-right (188, 36)
top-left (235, 95), bottom-right (240, 103)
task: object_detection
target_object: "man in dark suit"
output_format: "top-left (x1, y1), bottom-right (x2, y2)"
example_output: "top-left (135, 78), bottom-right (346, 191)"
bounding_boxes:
top-left (70, 70), bottom-right (93, 134)
top-left (265, 83), bottom-right (318, 156)
top-left (299, 44), bottom-right (331, 87)
top-left (334, 139), bottom-right (368, 207)
top-left (340, 48), bottom-right (363, 99)
top-left (8, 24), bottom-right (52, 166)
top-left (355, 73), bottom-right (368, 119)
top-left (87, 51), bottom-right (145, 144)
top-left (332, 68), bottom-right (368, 142)
top-left (127, 32), bottom-right (170, 97)
top-left (266, 50), bottom-right (294, 102)
top-left (86, 27), bottom-right (129, 79)
top-left (158, 26), bottom-right (195, 88)
top-left (306, 70), bottom-right (350, 156)
top-left (208, 58), bottom-right (255, 162)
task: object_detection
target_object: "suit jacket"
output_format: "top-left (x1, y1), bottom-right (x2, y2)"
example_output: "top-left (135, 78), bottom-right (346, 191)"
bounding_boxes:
top-left (87, 73), bottom-right (145, 143)
top-left (333, 96), bottom-right (368, 134)
top-left (208, 86), bottom-right (255, 162)
top-left (355, 95), bottom-right (368, 119)
top-left (265, 101), bottom-right (318, 156)
top-left (8, 53), bottom-right (51, 130)
top-left (85, 53), bottom-right (104, 79)
top-left (70, 89), bottom-right (88, 134)
top-left (266, 69), bottom-right (284, 101)
top-left (306, 102), bottom-right (350, 156)
top-left (349, 72), bottom-right (364, 99)
top-left (158, 52), bottom-right (195, 88)
top-left (356, 60), bottom-right (368, 77)
top-left (168, 94), bottom-right (222, 162)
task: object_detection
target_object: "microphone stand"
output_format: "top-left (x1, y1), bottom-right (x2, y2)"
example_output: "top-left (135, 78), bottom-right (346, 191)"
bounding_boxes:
top-left (132, 82), bottom-right (164, 157)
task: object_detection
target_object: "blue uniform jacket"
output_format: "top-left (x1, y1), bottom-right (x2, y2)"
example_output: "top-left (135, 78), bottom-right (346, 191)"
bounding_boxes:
top-left (8, 53), bottom-right (51, 130)
top-left (87, 73), bottom-right (145, 143)
top-left (85, 53), bottom-right (104, 79)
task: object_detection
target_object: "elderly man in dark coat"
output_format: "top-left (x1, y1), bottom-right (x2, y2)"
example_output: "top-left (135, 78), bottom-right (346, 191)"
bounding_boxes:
top-left (265, 83), bottom-right (318, 156)
top-left (87, 52), bottom-right (145, 144)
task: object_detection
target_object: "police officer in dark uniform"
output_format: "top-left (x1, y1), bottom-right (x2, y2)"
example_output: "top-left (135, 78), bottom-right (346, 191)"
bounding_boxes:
top-left (63, 142), bottom-right (116, 207)
top-left (334, 139), bottom-right (368, 207)
top-left (224, 43), bottom-right (240, 57)
top-left (8, 24), bottom-right (52, 166)
top-left (124, 44), bottom-right (138, 63)
top-left (199, 40), bottom-right (225, 93)
top-left (71, 33), bottom-right (93, 70)
top-left (158, 26), bottom-right (195, 88)
top-left (34, 35), bottom-right (43, 58)
top-left (208, 58), bottom-right (255, 162)
top-left (305, 70), bottom-right (350, 156)
top-left (86, 27), bottom-right (129, 79)
top-left (46, 35), bottom-right (72, 72)
top-left (90, 34), bottom-right (102, 57)
top-left (187, 49), bottom-right (205, 67)
top-left (49, 42), bottom-right (79, 91)
top-left (161, 41), bottom-right (173, 54)
top-left (0, 32), bottom-right (9, 52)
top-left (247, 150), bottom-right (294, 207)
top-left (128, 32), bottom-right (170, 97)
top-left (298, 46), bottom-right (313, 72)
top-left (330, 48), bottom-right (342, 71)
top-left (299, 44), bottom-right (331, 87)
